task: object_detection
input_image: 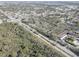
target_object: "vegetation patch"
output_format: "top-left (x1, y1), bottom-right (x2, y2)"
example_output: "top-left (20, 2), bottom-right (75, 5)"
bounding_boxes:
top-left (0, 22), bottom-right (65, 57)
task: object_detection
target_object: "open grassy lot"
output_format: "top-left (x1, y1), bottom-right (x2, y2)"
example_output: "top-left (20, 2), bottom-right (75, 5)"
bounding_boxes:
top-left (0, 22), bottom-right (65, 57)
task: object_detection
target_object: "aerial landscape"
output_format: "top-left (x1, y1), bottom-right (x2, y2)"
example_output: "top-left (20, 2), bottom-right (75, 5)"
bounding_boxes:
top-left (0, 1), bottom-right (79, 57)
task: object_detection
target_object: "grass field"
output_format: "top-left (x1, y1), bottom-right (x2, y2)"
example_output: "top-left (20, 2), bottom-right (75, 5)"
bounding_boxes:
top-left (0, 22), bottom-right (65, 57)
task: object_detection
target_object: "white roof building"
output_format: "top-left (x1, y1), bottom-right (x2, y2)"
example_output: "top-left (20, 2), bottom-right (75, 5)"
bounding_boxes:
top-left (58, 31), bottom-right (68, 40)
top-left (60, 34), bottom-right (67, 40)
